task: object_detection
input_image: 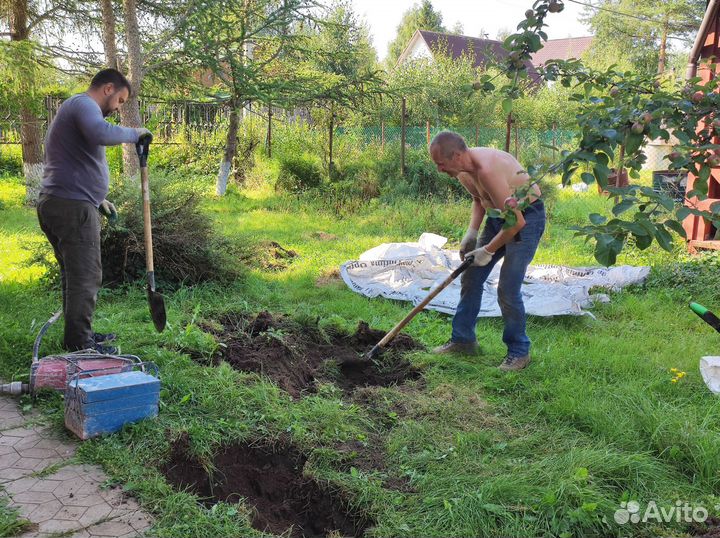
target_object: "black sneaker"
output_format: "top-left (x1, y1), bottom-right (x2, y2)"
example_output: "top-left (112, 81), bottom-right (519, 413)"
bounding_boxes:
top-left (93, 342), bottom-right (119, 355)
top-left (93, 332), bottom-right (117, 344)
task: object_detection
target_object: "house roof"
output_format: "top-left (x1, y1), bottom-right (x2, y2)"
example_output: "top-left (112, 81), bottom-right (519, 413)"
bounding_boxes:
top-left (415, 30), bottom-right (508, 68)
top-left (530, 36), bottom-right (594, 66)
top-left (396, 30), bottom-right (594, 81)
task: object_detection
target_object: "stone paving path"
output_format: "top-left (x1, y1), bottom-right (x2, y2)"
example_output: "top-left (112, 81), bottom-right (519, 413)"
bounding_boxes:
top-left (0, 396), bottom-right (153, 537)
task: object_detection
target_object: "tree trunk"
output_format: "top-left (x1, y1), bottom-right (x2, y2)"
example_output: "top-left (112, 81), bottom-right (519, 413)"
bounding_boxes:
top-left (658, 15), bottom-right (669, 74)
top-left (119, 0), bottom-right (143, 177)
top-left (11, 0), bottom-right (44, 205)
top-left (216, 105), bottom-right (239, 196)
top-left (100, 0), bottom-right (119, 69)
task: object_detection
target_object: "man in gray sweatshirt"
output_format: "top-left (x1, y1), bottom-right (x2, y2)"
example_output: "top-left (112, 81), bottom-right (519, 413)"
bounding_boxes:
top-left (37, 68), bottom-right (151, 352)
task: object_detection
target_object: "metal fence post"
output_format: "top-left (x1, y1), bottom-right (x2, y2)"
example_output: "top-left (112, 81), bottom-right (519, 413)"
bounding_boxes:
top-left (401, 97), bottom-right (407, 177)
top-left (329, 106), bottom-right (334, 176)
top-left (266, 102), bottom-right (272, 158)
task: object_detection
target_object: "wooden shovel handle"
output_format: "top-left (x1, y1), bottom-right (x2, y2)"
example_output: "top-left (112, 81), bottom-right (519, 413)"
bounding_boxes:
top-left (140, 166), bottom-right (154, 275)
top-left (373, 255), bottom-right (474, 350)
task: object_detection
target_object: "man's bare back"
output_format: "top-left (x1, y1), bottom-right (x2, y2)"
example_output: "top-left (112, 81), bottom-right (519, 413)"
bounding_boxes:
top-left (457, 148), bottom-right (541, 210)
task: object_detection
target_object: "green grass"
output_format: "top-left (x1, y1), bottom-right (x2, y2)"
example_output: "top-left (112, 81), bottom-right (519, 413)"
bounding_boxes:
top-left (1, 172), bottom-right (720, 537)
top-left (0, 494), bottom-right (30, 537)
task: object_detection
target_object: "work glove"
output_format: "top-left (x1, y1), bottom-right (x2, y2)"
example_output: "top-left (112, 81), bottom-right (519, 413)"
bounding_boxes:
top-left (99, 199), bottom-right (117, 222)
top-left (459, 227), bottom-right (479, 260)
top-left (466, 246), bottom-right (494, 267)
top-left (135, 127), bottom-right (152, 141)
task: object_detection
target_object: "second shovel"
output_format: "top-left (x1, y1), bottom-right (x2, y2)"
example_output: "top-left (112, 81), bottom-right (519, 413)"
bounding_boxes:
top-left (136, 133), bottom-right (166, 332)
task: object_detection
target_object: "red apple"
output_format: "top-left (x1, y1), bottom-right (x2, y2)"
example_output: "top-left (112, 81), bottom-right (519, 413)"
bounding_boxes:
top-left (707, 154), bottom-right (720, 167)
top-left (504, 197), bottom-right (519, 209)
top-left (609, 87), bottom-right (620, 97)
top-left (667, 151), bottom-right (683, 162)
top-left (641, 112), bottom-right (653, 124)
top-left (525, 9), bottom-right (535, 19)
top-left (692, 91), bottom-right (705, 103)
top-left (631, 122), bottom-right (645, 135)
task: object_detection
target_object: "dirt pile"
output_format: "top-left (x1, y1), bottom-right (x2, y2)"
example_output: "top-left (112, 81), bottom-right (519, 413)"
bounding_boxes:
top-left (212, 312), bottom-right (423, 397)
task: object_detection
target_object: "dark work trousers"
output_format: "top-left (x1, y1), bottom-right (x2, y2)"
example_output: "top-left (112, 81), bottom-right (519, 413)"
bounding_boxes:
top-left (37, 192), bottom-right (102, 351)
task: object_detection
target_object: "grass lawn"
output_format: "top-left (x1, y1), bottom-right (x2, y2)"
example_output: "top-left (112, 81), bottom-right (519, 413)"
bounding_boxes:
top-left (1, 171), bottom-right (720, 538)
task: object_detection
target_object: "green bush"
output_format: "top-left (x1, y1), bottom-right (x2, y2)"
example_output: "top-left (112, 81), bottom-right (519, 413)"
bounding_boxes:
top-left (275, 154), bottom-right (323, 192)
top-left (28, 173), bottom-right (242, 289)
top-left (376, 146), bottom-right (466, 199)
top-left (0, 146), bottom-right (22, 176)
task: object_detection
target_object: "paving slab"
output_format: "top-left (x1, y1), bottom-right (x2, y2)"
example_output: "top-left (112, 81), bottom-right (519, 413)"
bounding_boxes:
top-left (0, 395), bottom-right (153, 537)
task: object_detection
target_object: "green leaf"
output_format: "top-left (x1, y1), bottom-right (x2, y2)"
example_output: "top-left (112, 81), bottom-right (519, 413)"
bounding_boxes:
top-left (612, 199), bottom-right (635, 216)
top-left (699, 164), bottom-right (711, 184)
top-left (625, 132), bottom-right (644, 154)
top-left (502, 98), bottom-right (513, 115)
top-left (676, 206), bottom-right (691, 220)
top-left (594, 241), bottom-right (617, 267)
top-left (593, 164), bottom-right (610, 187)
top-left (581, 172), bottom-right (595, 185)
top-left (654, 225), bottom-right (674, 252)
top-left (634, 233), bottom-right (653, 249)
top-left (620, 221), bottom-right (649, 236)
top-left (589, 213), bottom-right (606, 225)
top-left (664, 219), bottom-right (687, 239)
top-left (602, 129), bottom-right (618, 141)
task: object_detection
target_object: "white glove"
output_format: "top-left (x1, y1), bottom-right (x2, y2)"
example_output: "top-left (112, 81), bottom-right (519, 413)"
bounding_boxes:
top-left (99, 199), bottom-right (117, 221)
top-left (466, 246), bottom-right (493, 266)
top-left (459, 227), bottom-right (479, 260)
top-left (135, 127), bottom-right (152, 140)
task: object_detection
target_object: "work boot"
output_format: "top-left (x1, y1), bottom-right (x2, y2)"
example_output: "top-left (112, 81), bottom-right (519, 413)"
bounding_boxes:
top-left (498, 354), bottom-right (531, 371)
top-left (92, 332), bottom-right (117, 344)
top-left (432, 340), bottom-right (479, 355)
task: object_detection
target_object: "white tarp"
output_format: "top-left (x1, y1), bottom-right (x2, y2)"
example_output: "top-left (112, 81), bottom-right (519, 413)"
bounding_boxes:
top-left (340, 233), bottom-right (650, 317)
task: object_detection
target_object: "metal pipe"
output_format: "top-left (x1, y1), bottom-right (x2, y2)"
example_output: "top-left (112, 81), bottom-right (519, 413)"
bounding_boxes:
top-left (686, 0), bottom-right (720, 79)
top-left (0, 382), bottom-right (29, 395)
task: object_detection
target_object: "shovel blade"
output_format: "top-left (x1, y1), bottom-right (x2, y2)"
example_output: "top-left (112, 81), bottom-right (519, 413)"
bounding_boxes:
top-left (147, 286), bottom-right (166, 333)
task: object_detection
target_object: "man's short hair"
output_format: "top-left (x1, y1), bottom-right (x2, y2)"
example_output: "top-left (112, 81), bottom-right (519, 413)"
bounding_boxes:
top-left (90, 68), bottom-right (132, 95)
top-left (430, 131), bottom-right (468, 159)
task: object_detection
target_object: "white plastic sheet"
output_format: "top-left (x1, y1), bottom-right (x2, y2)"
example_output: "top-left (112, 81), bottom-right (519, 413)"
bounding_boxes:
top-left (700, 356), bottom-right (720, 394)
top-left (340, 233), bottom-right (650, 317)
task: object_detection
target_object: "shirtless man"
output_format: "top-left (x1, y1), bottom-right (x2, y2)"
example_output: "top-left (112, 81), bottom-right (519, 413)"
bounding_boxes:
top-left (429, 131), bottom-right (546, 371)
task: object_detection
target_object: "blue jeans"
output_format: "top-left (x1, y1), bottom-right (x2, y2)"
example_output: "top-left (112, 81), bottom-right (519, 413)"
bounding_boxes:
top-left (451, 200), bottom-right (546, 357)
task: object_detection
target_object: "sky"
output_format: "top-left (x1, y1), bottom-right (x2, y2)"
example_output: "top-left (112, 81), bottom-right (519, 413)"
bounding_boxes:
top-left (350, 0), bottom-right (592, 61)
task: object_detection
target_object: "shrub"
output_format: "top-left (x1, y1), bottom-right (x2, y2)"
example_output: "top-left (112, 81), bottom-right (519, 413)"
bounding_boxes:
top-left (0, 146), bottom-right (22, 176)
top-left (376, 146), bottom-right (466, 199)
top-left (28, 173), bottom-right (242, 289)
top-left (275, 155), bottom-right (323, 192)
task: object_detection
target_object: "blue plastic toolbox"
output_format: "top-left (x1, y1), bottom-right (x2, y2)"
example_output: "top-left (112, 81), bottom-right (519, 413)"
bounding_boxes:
top-left (64, 364), bottom-right (160, 440)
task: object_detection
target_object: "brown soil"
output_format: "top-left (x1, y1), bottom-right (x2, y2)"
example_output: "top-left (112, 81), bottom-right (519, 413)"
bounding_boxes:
top-left (237, 241), bottom-right (298, 271)
top-left (311, 231), bottom-right (338, 241)
top-left (163, 435), bottom-right (370, 538)
top-left (213, 312), bottom-right (423, 398)
top-left (692, 517), bottom-right (720, 538)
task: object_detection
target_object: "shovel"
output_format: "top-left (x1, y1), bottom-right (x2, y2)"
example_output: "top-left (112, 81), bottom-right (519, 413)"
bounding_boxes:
top-left (364, 254), bottom-right (475, 360)
top-left (136, 133), bottom-right (166, 332)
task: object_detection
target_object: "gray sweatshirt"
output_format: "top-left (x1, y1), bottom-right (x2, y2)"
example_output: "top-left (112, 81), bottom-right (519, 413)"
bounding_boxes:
top-left (41, 93), bottom-right (139, 207)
